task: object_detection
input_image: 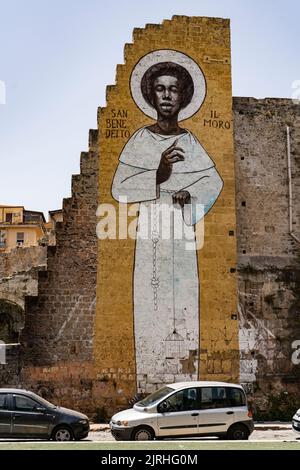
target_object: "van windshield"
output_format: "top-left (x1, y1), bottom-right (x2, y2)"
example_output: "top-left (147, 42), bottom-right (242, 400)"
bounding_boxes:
top-left (137, 387), bottom-right (174, 407)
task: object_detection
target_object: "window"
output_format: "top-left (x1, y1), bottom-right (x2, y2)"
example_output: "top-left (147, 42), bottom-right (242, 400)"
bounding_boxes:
top-left (0, 394), bottom-right (9, 410)
top-left (227, 388), bottom-right (246, 407)
top-left (159, 388), bottom-right (199, 413)
top-left (200, 387), bottom-right (228, 409)
top-left (16, 232), bottom-right (24, 246)
top-left (14, 395), bottom-right (38, 412)
top-left (5, 213), bottom-right (12, 223)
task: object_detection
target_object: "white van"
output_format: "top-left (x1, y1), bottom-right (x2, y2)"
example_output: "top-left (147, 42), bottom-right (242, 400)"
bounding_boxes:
top-left (292, 409), bottom-right (300, 434)
top-left (110, 381), bottom-right (254, 441)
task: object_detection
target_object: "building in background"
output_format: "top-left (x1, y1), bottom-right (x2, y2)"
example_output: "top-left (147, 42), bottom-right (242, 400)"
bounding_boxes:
top-left (0, 206), bottom-right (47, 253)
top-left (45, 210), bottom-right (63, 245)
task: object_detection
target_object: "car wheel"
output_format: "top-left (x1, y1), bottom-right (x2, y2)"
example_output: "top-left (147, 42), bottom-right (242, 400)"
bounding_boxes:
top-left (227, 424), bottom-right (250, 440)
top-left (132, 426), bottom-right (155, 441)
top-left (52, 426), bottom-right (74, 442)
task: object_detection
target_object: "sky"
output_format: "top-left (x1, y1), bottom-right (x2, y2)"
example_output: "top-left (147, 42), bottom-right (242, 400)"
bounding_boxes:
top-left (0, 0), bottom-right (299, 216)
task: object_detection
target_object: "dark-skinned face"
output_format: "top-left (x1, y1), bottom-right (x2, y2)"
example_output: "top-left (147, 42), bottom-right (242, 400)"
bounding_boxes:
top-left (152, 75), bottom-right (182, 118)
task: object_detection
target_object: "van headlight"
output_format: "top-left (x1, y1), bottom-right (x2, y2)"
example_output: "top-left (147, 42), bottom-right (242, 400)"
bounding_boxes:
top-left (117, 420), bottom-right (129, 427)
top-left (78, 419), bottom-right (88, 424)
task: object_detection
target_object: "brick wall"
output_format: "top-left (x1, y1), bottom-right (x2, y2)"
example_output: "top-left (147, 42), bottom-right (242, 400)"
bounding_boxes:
top-left (234, 97), bottom-right (300, 418)
top-left (95, 15), bottom-right (239, 415)
top-left (18, 130), bottom-right (99, 414)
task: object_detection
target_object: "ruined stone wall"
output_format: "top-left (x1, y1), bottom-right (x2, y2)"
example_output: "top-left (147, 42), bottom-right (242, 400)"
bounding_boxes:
top-left (17, 130), bottom-right (99, 414)
top-left (234, 97), bottom-right (300, 419)
top-left (0, 244), bottom-right (47, 387)
top-left (0, 246), bottom-right (47, 308)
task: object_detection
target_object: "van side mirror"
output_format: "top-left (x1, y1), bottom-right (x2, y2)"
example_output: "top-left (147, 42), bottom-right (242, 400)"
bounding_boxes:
top-left (159, 401), bottom-right (170, 413)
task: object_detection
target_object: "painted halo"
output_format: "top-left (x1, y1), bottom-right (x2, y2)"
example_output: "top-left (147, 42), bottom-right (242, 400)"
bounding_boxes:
top-left (130, 49), bottom-right (206, 122)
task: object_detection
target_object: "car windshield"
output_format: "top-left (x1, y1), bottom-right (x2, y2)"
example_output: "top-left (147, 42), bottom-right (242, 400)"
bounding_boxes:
top-left (137, 387), bottom-right (174, 407)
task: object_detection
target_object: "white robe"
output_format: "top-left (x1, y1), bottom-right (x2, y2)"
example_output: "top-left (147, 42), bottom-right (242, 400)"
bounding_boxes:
top-left (112, 127), bottom-right (223, 392)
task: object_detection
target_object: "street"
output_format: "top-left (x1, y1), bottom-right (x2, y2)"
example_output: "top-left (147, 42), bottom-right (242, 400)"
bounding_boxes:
top-left (0, 423), bottom-right (299, 450)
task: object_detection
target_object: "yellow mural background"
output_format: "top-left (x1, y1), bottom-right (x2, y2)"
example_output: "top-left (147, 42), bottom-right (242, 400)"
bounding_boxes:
top-left (94, 16), bottom-right (239, 402)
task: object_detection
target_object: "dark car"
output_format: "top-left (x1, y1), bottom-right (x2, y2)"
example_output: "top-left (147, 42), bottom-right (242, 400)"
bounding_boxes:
top-left (0, 388), bottom-right (89, 441)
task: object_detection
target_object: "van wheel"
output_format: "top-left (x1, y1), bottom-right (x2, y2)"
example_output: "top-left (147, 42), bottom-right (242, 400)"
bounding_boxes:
top-left (52, 425), bottom-right (74, 441)
top-left (227, 424), bottom-right (249, 440)
top-left (132, 426), bottom-right (155, 441)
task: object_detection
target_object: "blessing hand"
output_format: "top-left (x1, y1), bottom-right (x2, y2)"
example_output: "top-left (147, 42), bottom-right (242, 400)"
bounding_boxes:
top-left (156, 139), bottom-right (185, 184)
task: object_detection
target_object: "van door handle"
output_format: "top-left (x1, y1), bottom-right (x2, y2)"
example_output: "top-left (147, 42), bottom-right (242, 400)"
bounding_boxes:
top-left (226, 411), bottom-right (234, 415)
top-left (13, 414), bottom-right (21, 418)
top-left (191, 413), bottom-right (199, 417)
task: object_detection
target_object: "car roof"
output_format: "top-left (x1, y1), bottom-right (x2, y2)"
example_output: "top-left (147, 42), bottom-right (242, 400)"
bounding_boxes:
top-left (0, 388), bottom-right (38, 396)
top-left (167, 382), bottom-right (244, 390)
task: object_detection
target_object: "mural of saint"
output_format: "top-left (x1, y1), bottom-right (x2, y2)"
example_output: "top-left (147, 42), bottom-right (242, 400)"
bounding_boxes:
top-left (111, 50), bottom-right (223, 391)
